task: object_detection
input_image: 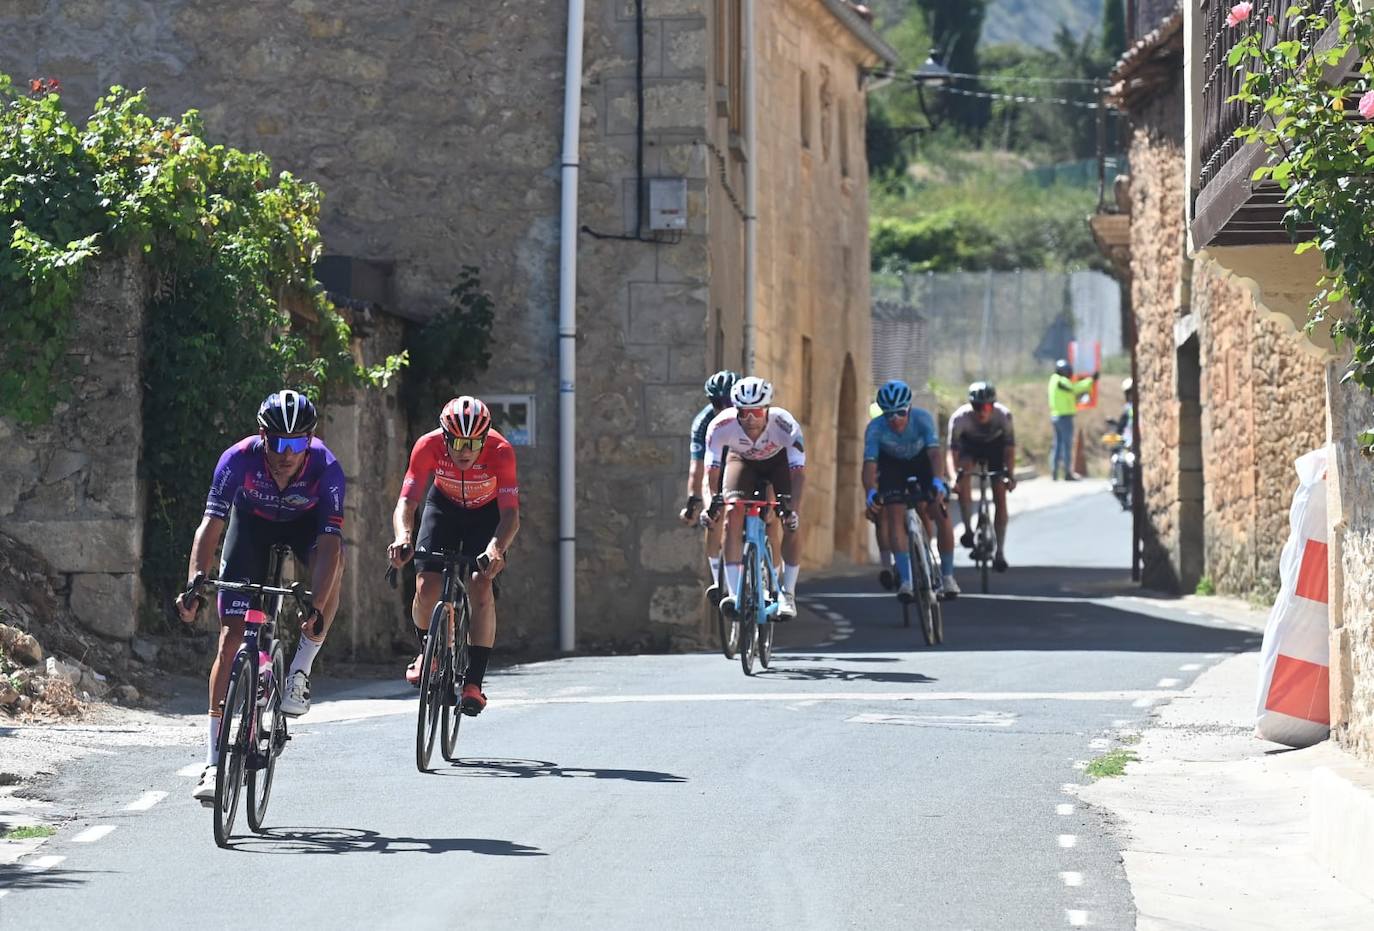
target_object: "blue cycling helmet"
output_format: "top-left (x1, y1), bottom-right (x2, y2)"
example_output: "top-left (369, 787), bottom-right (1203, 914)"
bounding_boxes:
top-left (705, 370), bottom-right (739, 402)
top-left (876, 380), bottom-right (913, 414)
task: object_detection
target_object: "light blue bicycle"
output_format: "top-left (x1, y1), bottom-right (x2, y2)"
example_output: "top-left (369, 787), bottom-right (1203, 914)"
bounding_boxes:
top-left (731, 494), bottom-right (784, 676)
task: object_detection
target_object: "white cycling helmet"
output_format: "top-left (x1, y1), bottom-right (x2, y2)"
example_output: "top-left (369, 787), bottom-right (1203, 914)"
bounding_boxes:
top-left (731, 376), bottom-right (773, 408)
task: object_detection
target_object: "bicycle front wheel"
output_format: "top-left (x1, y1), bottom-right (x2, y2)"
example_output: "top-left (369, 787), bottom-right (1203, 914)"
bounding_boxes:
top-left (247, 640), bottom-right (285, 832)
top-left (415, 603), bottom-right (447, 773)
top-left (911, 534), bottom-right (936, 647)
top-left (214, 658), bottom-right (252, 848)
top-left (442, 598), bottom-right (469, 762)
top-left (738, 544), bottom-right (758, 676)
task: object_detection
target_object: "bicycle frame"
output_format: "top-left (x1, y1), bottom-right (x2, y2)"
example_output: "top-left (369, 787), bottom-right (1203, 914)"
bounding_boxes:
top-left (731, 499), bottom-right (780, 627)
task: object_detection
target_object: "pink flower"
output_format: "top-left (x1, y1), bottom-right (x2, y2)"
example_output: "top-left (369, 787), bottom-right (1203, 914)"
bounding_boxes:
top-left (1360, 90), bottom-right (1374, 120)
top-left (1226, 2), bottom-right (1253, 27)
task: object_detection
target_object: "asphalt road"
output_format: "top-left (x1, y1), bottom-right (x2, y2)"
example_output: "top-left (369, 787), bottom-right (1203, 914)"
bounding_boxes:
top-left (0, 486), bottom-right (1260, 930)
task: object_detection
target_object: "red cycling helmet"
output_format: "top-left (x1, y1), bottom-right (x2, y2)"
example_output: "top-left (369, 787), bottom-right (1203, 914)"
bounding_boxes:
top-left (439, 396), bottom-right (492, 439)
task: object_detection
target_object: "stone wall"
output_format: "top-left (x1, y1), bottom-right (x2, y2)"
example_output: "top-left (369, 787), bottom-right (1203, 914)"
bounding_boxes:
top-left (1194, 259), bottom-right (1326, 597)
top-left (1126, 101), bottom-right (1189, 592)
top-left (0, 257), bottom-right (148, 640)
top-left (1327, 366), bottom-right (1374, 763)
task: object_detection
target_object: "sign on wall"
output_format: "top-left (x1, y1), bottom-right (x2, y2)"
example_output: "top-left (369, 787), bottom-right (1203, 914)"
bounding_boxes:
top-left (486, 394), bottom-right (535, 446)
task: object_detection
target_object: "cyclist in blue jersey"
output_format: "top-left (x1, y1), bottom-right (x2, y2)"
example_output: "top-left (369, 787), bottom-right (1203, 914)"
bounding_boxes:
top-left (680, 371), bottom-right (738, 602)
top-left (176, 390), bottom-right (346, 803)
top-left (862, 380), bottom-right (959, 598)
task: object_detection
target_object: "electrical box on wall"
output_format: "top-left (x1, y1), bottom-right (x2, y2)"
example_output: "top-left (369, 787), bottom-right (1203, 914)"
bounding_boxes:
top-left (647, 178), bottom-right (688, 231)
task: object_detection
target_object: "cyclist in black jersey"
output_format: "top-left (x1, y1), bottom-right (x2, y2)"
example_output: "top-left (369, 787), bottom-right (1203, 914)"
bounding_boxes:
top-left (680, 371), bottom-right (738, 603)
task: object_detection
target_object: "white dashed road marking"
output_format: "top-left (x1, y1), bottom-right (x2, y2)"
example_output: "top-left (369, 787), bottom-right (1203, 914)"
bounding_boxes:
top-left (1067, 908), bottom-right (1089, 926)
top-left (847, 710), bottom-right (1017, 729)
top-left (1179, 663), bottom-right (1202, 671)
top-left (124, 791), bottom-right (167, 812)
top-left (1058, 835), bottom-right (1077, 848)
top-left (1060, 871), bottom-right (1084, 887)
top-left (1057, 803), bottom-right (1074, 815)
top-left (72, 825), bottom-right (117, 844)
top-left (25, 855), bottom-right (65, 871)
top-left (1157, 678), bottom-right (1181, 688)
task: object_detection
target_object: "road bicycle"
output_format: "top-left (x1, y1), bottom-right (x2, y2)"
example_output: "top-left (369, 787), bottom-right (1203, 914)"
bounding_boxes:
top-left (722, 493), bottom-right (785, 677)
top-left (181, 546), bottom-right (313, 848)
top-left (964, 467), bottom-right (1001, 594)
top-left (899, 477), bottom-right (944, 646)
top-left (388, 548), bottom-right (488, 772)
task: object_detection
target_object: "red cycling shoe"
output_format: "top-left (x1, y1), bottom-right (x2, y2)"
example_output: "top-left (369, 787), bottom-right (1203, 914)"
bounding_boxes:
top-left (460, 683), bottom-right (487, 717)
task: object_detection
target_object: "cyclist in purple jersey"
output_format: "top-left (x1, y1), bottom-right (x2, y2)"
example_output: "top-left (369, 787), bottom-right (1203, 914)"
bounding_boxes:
top-left (176, 390), bottom-right (346, 804)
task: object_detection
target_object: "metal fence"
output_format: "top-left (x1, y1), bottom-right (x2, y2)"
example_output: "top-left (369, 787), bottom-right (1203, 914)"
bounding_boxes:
top-left (871, 269), bottom-right (1124, 389)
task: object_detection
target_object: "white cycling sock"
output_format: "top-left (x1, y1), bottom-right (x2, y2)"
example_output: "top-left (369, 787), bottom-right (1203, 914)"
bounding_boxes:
top-left (782, 563), bottom-right (800, 594)
top-left (708, 556), bottom-right (721, 581)
top-left (289, 634), bottom-right (323, 678)
top-left (725, 563), bottom-right (742, 599)
top-left (206, 713), bottom-right (220, 765)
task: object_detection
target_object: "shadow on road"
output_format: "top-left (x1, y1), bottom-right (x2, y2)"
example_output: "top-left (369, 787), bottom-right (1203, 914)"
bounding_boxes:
top-left (439, 758), bottom-right (687, 783)
top-left (802, 568), bottom-right (1259, 655)
top-left (0, 865), bottom-right (99, 892)
top-left (760, 665), bottom-right (938, 684)
top-left (229, 826), bottom-right (545, 856)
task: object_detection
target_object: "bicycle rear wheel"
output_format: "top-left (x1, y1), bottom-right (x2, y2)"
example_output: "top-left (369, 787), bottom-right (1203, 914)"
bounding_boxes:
top-left (738, 544), bottom-right (758, 676)
top-left (911, 533), bottom-right (936, 647)
top-left (415, 603), bottom-right (446, 772)
top-left (213, 658), bottom-right (252, 848)
top-left (442, 598), bottom-right (469, 762)
top-left (247, 640), bottom-right (285, 832)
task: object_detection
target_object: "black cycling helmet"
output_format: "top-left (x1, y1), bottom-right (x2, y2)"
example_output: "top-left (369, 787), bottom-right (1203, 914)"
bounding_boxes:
top-left (968, 381), bottom-right (996, 404)
top-left (1055, 359), bottom-right (1072, 377)
top-left (257, 389), bottom-right (318, 435)
top-left (705, 370), bottom-right (739, 402)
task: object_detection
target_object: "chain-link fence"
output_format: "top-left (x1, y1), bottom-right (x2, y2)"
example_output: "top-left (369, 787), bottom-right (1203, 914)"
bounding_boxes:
top-left (871, 269), bottom-right (1124, 390)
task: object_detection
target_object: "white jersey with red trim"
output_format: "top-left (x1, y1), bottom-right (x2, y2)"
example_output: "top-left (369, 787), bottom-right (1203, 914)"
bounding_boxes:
top-left (705, 407), bottom-right (806, 469)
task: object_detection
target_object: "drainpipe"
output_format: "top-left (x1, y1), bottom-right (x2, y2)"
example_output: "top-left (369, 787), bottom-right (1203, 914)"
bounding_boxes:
top-left (742, 0), bottom-right (758, 372)
top-left (558, 0), bottom-right (586, 653)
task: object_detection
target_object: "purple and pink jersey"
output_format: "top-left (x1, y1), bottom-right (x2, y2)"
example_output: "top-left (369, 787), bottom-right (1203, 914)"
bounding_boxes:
top-left (204, 436), bottom-right (346, 536)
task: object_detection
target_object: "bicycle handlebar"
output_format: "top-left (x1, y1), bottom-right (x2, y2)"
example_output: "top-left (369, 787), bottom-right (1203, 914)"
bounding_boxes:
top-left (179, 573), bottom-right (315, 630)
top-left (384, 548), bottom-right (491, 590)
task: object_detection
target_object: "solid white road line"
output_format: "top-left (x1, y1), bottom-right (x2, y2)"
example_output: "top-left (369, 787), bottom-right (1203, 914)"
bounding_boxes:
top-left (1058, 835), bottom-right (1077, 848)
top-left (847, 711), bottom-right (1017, 728)
top-left (25, 855), bottom-right (65, 871)
top-left (497, 688), bottom-right (1177, 707)
top-left (1060, 871), bottom-right (1084, 887)
top-left (124, 791), bottom-right (167, 812)
top-left (1057, 803), bottom-right (1074, 815)
top-left (72, 825), bottom-right (116, 844)
top-left (1067, 909), bottom-right (1089, 926)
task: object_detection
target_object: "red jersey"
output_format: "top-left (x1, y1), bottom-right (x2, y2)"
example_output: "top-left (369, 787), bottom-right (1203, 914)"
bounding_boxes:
top-left (401, 428), bottom-right (520, 509)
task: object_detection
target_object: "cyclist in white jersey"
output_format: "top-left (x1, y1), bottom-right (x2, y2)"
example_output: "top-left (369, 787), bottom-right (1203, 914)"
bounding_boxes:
top-left (704, 376), bottom-right (805, 619)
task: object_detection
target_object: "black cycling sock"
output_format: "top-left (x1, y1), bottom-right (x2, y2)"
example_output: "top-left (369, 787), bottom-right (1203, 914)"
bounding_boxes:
top-left (464, 646), bottom-right (492, 689)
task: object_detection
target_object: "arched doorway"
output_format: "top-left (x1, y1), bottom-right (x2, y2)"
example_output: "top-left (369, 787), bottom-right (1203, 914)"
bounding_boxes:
top-left (833, 354), bottom-right (860, 560)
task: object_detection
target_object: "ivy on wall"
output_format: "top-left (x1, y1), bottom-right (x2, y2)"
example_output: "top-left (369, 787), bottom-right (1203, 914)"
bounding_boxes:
top-left (0, 75), bottom-right (404, 613)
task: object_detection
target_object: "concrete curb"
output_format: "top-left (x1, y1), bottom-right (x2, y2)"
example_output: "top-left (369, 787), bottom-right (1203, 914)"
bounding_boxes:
top-left (1312, 757), bottom-right (1374, 903)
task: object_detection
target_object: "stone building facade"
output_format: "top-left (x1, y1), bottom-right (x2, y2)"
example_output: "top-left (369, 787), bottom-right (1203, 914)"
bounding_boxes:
top-left (0, 0), bottom-right (891, 652)
top-left (1099, 6), bottom-right (1326, 596)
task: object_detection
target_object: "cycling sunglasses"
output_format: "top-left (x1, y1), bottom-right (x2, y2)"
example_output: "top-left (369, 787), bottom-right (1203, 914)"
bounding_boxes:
top-left (884, 407), bottom-right (910, 419)
top-left (972, 402), bottom-right (991, 412)
top-left (737, 406), bottom-right (768, 418)
top-left (266, 434), bottom-right (310, 454)
top-left (447, 434), bottom-right (486, 453)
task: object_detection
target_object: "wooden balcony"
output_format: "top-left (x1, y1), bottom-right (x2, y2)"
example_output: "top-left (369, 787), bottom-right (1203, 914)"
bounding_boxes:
top-left (1191, 0), bottom-right (1342, 248)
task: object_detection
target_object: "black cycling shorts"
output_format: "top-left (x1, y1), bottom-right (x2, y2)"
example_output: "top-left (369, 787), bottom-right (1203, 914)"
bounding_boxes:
top-left (415, 488), bottom-right (502, 592)
top-left (218, 507), bottom-right (321, 616)
top-left (955, 438), bottom-right (1007, 473)
top-left (722, 450), bottom-right (792, 502)
top-left (876, 451), bottom-right (935, 504)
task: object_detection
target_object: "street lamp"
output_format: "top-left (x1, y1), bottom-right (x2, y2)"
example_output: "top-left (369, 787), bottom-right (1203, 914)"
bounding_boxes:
top-left (913, 49), bottom-right (952, 131)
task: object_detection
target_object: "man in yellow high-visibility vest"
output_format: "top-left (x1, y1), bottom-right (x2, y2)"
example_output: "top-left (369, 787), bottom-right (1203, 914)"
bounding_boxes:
top-left (1047, 359), bottom-right (1098, 481)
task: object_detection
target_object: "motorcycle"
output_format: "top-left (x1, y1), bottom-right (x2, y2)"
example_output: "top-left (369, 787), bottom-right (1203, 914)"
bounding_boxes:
top-left (1102, 417), bottom-right (1134, 511)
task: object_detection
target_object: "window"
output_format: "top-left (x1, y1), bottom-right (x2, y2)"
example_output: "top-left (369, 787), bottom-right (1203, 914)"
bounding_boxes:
top-left (801, 335), bottom-right (814, 424)
top-left (839, 101), bottom-right (850, 177)
top-left (800, 70), bottom-right (811, 148)
top-left (727, 0), bottom-right (743, 135)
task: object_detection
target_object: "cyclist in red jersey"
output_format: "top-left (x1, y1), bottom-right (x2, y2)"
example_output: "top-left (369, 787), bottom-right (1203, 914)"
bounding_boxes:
top-left (387, 396), bottom-right (520, 716)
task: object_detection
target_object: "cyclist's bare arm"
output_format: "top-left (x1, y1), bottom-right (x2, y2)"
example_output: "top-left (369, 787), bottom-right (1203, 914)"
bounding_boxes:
top-left (1003, 445), bottom-right (1018, 490)
top-left (686, 459), bottom-right (704, 498)
top-left (389, 496), bottom-right (421, 566)
top-left (179, 516), bottom-right (226, 620)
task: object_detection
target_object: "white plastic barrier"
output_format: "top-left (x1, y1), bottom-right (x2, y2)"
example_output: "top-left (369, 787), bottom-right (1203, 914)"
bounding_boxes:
top-left (1255, 446), bottom-right (1331, 748)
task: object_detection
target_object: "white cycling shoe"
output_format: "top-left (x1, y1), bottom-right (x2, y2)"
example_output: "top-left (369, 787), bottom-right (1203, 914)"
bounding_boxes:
top-left (776, 591), bottom-right (797, 620)
top-left (281, 671), bottom-right (311, 717)
top-left (192, 765), bottom-right (216, 805)
top-left (942, 575), bottom-right (961, 597)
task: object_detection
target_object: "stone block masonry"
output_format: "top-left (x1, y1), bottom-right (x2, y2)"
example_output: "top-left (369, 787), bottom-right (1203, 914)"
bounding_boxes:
top-left (0, 257), bottom-right (149, 640)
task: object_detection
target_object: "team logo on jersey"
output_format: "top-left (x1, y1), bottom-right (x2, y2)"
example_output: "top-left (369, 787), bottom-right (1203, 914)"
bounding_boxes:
top-left (282, 494), bottom-right (312, 508)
